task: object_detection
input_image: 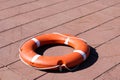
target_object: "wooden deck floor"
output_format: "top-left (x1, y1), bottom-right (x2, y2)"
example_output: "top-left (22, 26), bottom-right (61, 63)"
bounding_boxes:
top-left (0, 0), bottom-right (120, 80)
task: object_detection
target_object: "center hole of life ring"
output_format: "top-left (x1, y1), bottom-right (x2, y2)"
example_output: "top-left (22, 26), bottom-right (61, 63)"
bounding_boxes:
top-left (35, 44), bottom-right (74, 56)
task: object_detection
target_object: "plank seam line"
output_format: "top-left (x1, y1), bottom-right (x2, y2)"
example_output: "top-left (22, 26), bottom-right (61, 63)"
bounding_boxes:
top-left (75, 16), bottom-right (120, 36)
top-left (0, 0), bottom-right (68, 21)
top-left (93, 62), bottom-right (120, 80)
top-left (33, 72), bottom-right (48, 80)
top-left (95, 34), bottom-right (120, 48)
top-left (0, 59), bottom-right (20, 69)
top-left (0, 0), bottom-right (40, 11)
top-left (0, 0), bottom-right (98, 33)
top-left (99, 55), bottom-right (120, 59)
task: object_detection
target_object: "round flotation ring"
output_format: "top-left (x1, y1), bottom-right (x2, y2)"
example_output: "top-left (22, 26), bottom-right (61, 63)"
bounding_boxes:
top-left (19, 33), bottom-right (90, 71)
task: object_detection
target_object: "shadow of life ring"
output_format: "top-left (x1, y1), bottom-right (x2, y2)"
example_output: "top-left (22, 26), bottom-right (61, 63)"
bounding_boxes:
top-left (19, 33), bottom-right (90, 71)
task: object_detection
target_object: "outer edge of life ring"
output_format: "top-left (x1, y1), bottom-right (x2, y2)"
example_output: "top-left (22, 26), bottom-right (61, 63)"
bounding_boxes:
top-left (19, 33), bottom-right (90, 71)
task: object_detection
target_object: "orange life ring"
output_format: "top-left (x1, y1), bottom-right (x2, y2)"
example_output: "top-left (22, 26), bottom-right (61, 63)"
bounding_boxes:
top-left (19, 33), bottom-right (90, 71)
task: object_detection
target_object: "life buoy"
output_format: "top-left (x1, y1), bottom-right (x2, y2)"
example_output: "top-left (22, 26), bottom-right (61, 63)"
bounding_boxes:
top-left (19, 33), bottom-right (90, 71)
